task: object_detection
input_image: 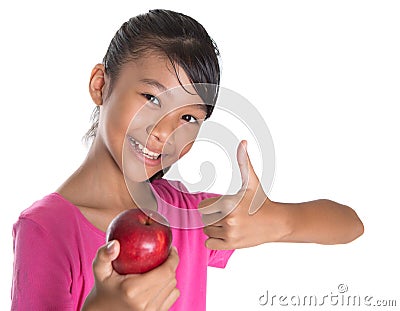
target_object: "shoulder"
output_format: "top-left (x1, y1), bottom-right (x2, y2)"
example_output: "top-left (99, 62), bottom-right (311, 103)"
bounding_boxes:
top-left (151, 178), bottom-right (220, 209)
top-left (16, 193), bottom-right (79, 234)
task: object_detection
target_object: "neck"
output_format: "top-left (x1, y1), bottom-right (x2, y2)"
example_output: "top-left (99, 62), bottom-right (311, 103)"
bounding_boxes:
top-left (57, 137), bottom-right (155, 212)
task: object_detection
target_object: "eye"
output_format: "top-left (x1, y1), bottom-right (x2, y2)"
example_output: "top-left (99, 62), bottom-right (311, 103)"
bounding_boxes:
top-left (182, 114), bottom-right (198, 123)
top-left (142, 93), bottom-right (160, 106)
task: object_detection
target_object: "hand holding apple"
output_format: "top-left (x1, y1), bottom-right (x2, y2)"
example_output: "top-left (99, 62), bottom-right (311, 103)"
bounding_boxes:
top-left (82, 240), bottom-right (180, 311)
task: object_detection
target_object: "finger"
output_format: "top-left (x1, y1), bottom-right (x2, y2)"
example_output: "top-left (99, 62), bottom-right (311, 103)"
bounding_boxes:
top-left (203, 225), bottom-right (225, 239)
top-left (160, 288), bottom-right (180, 311)
top-left (151, 276), bottom-right (179, 310)
top-left (205, 237), bottom-right (228, 250)
top-left (140, 247), bottom-right (179, 283)
top-left (165, 246), bottom-right (179, 272)
top-left (198, 196), bottom-right (224, 215)
top-left (122, 247), bottom-right (179, 298)
top-left (237, 140), bottom-right (259, 190)
top-left (92, 240), bottom-right (120, 282)
top-left (198, 194), bottom-right (239, 216)
top-left (201, 212), bottom-right (225, 226)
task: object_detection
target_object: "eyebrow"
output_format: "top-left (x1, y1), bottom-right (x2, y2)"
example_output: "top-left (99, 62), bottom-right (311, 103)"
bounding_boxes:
top-left (139, 78), bottom-right (208, 114)
top-left (191, 103), bottom-right (208, 114)
top-left (139, 78), bottom-right (168, 92)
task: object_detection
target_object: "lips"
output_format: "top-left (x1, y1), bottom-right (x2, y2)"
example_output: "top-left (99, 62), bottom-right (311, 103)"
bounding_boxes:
top-left (128, 137), bottom-right (162, 160)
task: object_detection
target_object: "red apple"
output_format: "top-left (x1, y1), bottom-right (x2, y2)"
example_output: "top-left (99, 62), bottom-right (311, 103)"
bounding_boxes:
top-left (106, 208), bottom-right (172, 274)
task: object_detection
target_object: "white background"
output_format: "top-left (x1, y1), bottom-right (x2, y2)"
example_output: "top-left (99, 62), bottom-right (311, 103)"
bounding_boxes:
top-left (1, 1), bottom-right (399, 310)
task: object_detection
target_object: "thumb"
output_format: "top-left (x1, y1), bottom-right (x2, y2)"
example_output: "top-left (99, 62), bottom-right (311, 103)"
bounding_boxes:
top-left (93, 240), bottom-right (120, 281)
top-left (237, 140), bottom-right (258, 190)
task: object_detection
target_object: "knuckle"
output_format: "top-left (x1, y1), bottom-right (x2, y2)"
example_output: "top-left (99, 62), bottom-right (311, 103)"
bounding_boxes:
top-left (225, 215), bottom-right (237, 227)
top-left (167, 262), bottom-right (177, 275)
top-left (92, 259), bottom-right (101, 278)
top-left (121, 279), bottom-right (138, 299)
top-left (162, 260), bottom-right (175, 276)
top-left (92, 258), bottom-right (98, 272)
top-left (92, 249), bottom-right (101, 267)
top-left (173, 251), bottom-right (180, 265)
top-left (170, 256), bottom-right (179, 271)
top-left (171, 277), bottom-right (177, 288)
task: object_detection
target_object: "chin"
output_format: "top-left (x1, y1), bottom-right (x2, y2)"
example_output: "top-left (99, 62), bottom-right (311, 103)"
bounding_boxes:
top-left (123, 167), bottom-right (164, 184)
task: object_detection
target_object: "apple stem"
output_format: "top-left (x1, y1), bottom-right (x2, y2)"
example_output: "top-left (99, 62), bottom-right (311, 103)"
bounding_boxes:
top-left (145, 216), bottom-right (151, 225)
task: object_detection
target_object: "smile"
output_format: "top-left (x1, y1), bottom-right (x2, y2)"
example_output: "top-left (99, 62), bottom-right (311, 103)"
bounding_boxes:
top-left (128, 137), bottom-right (161, 160)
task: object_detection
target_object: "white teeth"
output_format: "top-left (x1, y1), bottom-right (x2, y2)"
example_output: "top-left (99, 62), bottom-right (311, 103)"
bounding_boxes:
top-left (129, 137), bottom-right (160, 159)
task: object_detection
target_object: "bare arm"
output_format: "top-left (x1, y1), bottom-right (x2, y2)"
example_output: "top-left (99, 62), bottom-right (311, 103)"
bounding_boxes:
top-left (271, 199), bottom-right (364, 244)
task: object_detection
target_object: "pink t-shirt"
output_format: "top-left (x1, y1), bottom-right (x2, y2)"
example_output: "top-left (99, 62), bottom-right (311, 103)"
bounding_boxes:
top-left (11, 179), bottom-right (234, 310)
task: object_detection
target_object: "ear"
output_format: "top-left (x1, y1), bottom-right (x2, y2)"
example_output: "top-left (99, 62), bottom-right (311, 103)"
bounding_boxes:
top-left (89, 64), bottom-right (107, 106)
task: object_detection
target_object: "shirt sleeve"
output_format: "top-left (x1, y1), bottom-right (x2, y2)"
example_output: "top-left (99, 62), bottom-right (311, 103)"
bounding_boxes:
top-left (208, 249), bottom-right (234, 268)
top-left (11, 217), bottom-right (73, 310)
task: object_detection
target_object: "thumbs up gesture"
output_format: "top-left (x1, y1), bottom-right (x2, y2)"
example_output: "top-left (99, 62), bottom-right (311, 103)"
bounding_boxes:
top-left (198, 140), bottom-right (289, 250)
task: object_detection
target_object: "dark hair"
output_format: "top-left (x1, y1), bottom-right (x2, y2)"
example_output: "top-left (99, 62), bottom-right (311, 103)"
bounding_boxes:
top-left (85, 9), bottom-right (220, 141)
top-left (84, 9), bottom-right (221, 180)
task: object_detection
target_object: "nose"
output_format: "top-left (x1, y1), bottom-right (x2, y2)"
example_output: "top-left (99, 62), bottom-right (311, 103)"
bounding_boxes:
top-left (146, 113), bottom-right (175, 145)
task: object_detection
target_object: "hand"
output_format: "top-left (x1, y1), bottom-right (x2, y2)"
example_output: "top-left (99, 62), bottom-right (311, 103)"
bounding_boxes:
top-left (198, 140), bottom-right (289, 250)
top-left (82, 240), bottom-right (180, 311)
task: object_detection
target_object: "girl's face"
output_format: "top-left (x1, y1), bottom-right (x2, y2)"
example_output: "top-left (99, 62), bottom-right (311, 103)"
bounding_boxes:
top-left (97, 53), bottom-right (207, 182)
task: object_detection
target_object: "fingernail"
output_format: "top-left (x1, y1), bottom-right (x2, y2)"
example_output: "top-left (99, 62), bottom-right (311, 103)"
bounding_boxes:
top-left (106, 240), bottom-right (116, 253)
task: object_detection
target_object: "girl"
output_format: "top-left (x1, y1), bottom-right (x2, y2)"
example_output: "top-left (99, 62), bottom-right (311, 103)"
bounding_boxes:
top-left (11, 9), bottom-right (363, 311)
